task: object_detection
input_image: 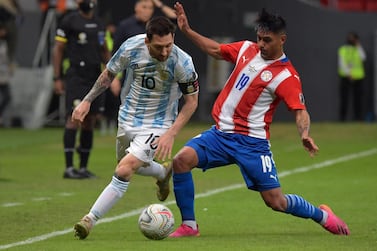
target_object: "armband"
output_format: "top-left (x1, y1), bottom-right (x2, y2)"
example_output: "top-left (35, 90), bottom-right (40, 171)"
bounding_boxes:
top-left (53, 76), bottom-right (61, 81)
top-left (178, 80), bottom-right (199, 95)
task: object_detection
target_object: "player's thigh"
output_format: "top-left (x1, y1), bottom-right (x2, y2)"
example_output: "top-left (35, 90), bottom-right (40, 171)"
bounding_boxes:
top-left (185, 127), bottom-right (233, 170)
top-left (117, 126), bottom-right (165, 163)
top-left (116, 133), bottom-right (131, 163)
top-left (237, 150), bottom-right (280, 191)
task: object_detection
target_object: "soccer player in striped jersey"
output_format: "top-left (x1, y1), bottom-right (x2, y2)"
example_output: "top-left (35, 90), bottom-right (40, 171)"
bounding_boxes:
top-left (169, 2), bottom-right (350, 237)
top-left (71, 16), bottom-right (199, 239)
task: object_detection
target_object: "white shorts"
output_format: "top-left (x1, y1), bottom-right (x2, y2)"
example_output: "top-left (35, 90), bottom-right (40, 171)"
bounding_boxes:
top-left (116, 123), bottom-right (167, 163)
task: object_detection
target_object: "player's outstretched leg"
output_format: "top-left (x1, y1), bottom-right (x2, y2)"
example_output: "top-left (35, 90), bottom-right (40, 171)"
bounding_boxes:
top-left (156, 162), bottom-right (172, 201)
top-left (73, 175), bottom-right (129, 239)
top-left (320, 204), bottom-right (350, 235)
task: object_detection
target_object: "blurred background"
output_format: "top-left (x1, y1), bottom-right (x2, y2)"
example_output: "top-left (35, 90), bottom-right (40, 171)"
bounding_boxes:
top-left (2, 0), bottom-right (377, 129)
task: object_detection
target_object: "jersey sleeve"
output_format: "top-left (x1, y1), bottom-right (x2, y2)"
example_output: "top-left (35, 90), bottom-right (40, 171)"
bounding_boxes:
top-left (176, 52), bottom-right (199, 95)
top-left (275, 74), bottom-right (306, 111)
top-left (106, 39), bottom-right (130, 74)
top-left (55, 16), bottom-right (70, 43)
top-left (219, 41), bottom-right (245, 63)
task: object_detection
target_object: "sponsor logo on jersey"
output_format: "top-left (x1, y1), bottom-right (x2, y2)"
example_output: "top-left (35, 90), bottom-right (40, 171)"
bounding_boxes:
top-left (269, 174), bottom-right (278, 181)
top-left (248, 65), bottom-right (257, 72)
top-left (144, 149), bottom-right (151, 156)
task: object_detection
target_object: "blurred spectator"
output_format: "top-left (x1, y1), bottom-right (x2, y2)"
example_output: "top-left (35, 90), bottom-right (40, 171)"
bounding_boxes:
top-left (38, 0), bottom-right (77, 20)
top-left (0, 0), bottom-right (22, 65)
top-left (0, 23), bottom-right (11, 126)
top-left (337, 31), bottom-right (366, 121)
top-left (112, 0), bottom-right (176, 53)
top-left (37, 0), bottom-right (77, 65)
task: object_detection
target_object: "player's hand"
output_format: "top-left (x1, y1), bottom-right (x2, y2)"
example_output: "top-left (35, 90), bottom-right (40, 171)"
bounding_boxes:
top-left (302, 136), bottom-right (319, 157)
top-left (153, 132), bottom-right (174, 161)
top-left (174, 2), bottom-right (190, 32)
top-left (54, 79), bottom-right (65, 95)
top-left (71, 100), bottom-right (91, 123)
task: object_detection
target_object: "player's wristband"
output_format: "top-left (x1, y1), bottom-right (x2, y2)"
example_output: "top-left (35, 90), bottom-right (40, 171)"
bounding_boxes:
top-left (53, 76), bottom-right (61, 81)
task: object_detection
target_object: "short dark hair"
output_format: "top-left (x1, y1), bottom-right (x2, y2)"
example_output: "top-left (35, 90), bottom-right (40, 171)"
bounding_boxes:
top-left (146, 16), bottom-right (176, 40)
top-left (255, 8), bottom-right (286, 34)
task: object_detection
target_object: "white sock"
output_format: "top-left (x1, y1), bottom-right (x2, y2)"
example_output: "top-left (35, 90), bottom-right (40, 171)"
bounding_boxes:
top-left (183, 220), bottom-right (197, 230)
top-left (136, 161), bottom-right (166, 180)
top-left (89, 176), bottom-right (129, 221)
top-left (320, 210), bottom-right (328, 225)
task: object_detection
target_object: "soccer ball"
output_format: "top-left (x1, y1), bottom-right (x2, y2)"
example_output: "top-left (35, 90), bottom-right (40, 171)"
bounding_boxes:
top-left (138, 204), bottom-right (175, 240)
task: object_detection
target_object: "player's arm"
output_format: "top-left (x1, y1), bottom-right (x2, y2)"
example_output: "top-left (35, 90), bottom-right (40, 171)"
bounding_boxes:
top-left (153, 0), bottom-right (177, 19)
top-left (294, 109), bottom-right (319, 157)
top-left (169, 91), bottom-right (198, 138)
top-left (174, 2), bottom-right (222, 59)
top-left (52, 40), bottom-right (65, 94)
top-left (84, 68), bottom-right (116, 103)
top-left (71, 68), bottom-right (116, 122)
top-left (154, 79), bottom-right (199, 161)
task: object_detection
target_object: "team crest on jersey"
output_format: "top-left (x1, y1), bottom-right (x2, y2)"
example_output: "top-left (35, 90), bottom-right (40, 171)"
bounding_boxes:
top-left (260, 70), bottom-right (273, 82)
top-left (160, 70), bottom-right (169, 80)
top-left (78, 32), bottom-right (88, 44)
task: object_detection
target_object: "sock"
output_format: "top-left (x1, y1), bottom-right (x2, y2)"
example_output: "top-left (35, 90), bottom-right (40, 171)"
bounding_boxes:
top-left (64, 128), bottom-right (77, 168)
top-left (89, 175), bottom-right (129, 221)
top-left (136, 161), bottom-right (166, 180)
top-left (173, 172), bottom-right (195, 222)
top-left (79, 130), bottom-right (93, 168)
top-left (320, 210), bottom-right (328, 225)
top-left (182, 220), bottom-right (197, 230)
top-left (284, 194), bottom-right (323, 223)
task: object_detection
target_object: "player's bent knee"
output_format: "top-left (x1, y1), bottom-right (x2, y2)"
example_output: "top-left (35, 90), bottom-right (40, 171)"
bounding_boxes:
top-left (115, 163), bottom-right (139, 180)
top-left (173, 153), bottom-right (196, 173)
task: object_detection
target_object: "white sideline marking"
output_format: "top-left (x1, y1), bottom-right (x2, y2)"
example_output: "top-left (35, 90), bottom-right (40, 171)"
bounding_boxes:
top-left (1, 202), bottom-right (24, 208)
top-left (1, 148), bottom-right (376, 250)
top-left (2, 193), bottom-right (74, 208)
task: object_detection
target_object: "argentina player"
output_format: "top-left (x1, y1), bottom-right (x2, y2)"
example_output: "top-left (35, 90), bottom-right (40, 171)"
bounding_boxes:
top-left (71, 16), bottom-right (199, 240)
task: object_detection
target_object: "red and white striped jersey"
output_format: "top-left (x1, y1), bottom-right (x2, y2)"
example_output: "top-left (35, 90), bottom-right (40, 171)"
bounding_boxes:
top-left (212, 41), bottom-right (306, 139)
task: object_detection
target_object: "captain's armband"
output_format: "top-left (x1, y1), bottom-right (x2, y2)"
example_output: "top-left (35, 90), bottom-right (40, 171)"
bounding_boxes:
top-left (178, 80), bottom-right (199, 95)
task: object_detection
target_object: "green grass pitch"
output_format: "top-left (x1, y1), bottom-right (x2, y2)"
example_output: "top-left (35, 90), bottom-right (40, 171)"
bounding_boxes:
top-left (0, 122), bottom-right (376, 250)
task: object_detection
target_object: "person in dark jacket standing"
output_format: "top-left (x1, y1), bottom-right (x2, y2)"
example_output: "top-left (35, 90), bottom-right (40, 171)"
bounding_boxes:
top-left (53, 0), bottom-right (111, 179)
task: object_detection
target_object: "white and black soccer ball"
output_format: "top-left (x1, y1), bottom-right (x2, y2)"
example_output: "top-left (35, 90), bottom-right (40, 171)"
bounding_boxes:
top-left (138, 204), bottom-right (174, 240)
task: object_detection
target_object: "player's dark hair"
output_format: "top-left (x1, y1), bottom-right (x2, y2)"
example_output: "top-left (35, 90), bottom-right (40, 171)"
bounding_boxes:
top-left (146, 16), bottom-right (176, 40)
top-left (255, 8), bottom-right (286, 34)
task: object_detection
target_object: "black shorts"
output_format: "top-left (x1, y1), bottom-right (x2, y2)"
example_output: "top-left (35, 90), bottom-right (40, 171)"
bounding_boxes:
top-left (64, 73), bottom-right (105, 116)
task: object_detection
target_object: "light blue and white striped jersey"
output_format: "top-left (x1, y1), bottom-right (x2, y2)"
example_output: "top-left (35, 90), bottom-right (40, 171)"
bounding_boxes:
top-left (107, 34), bottom-right (198, 129)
